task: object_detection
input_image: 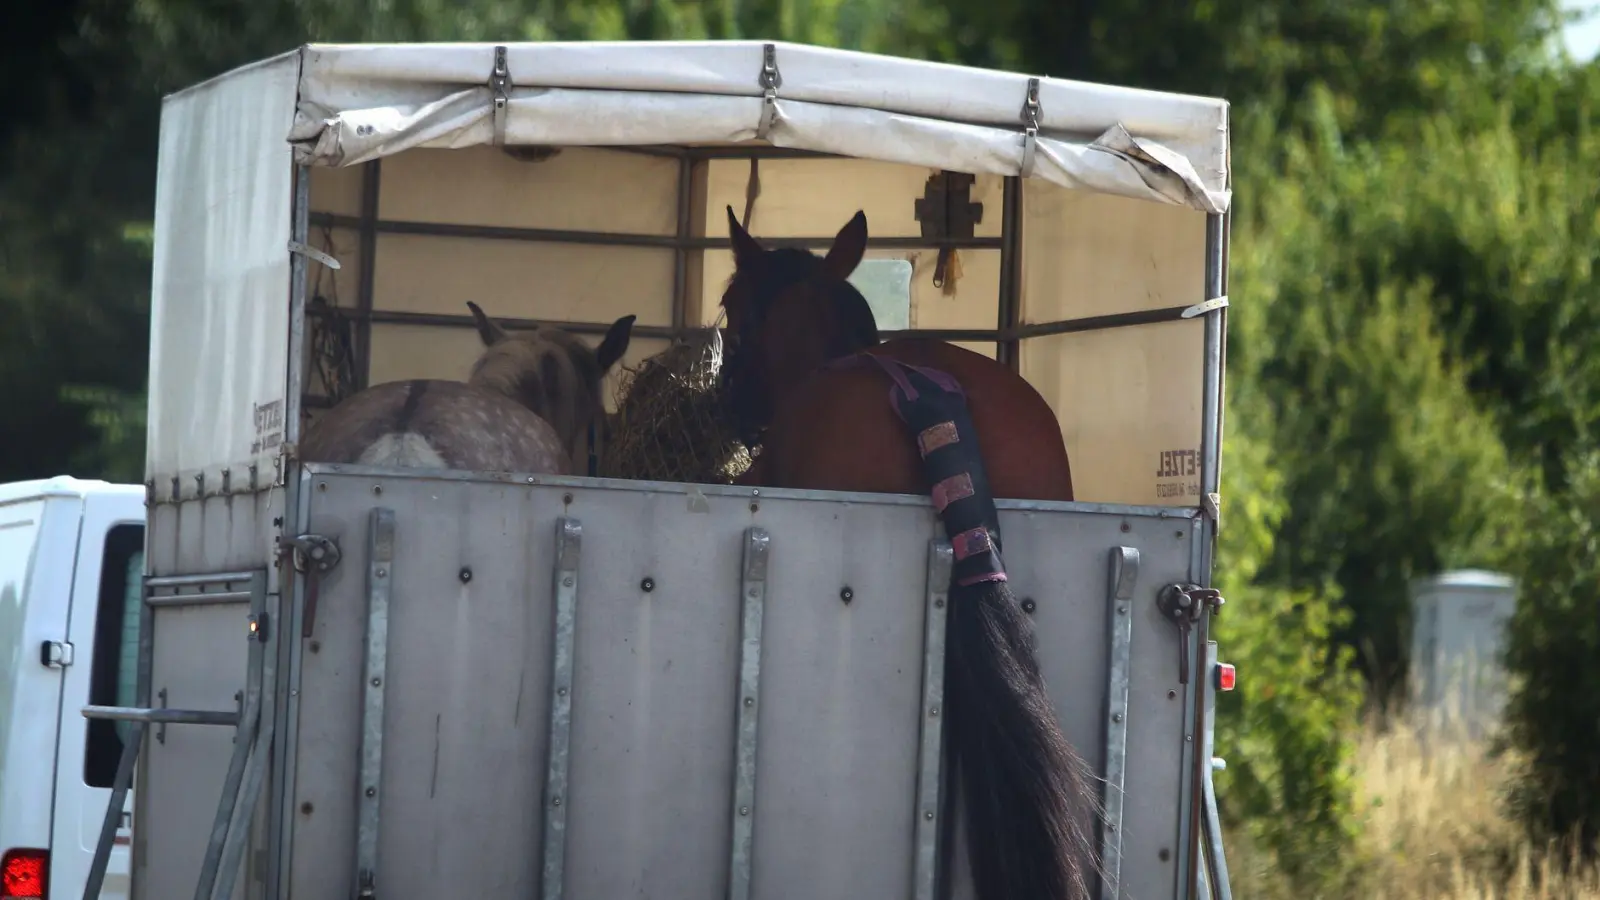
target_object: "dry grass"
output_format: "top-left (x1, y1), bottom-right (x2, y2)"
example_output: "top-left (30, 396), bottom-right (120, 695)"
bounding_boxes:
top-left (1226, 710), bottom-right (1600, 899)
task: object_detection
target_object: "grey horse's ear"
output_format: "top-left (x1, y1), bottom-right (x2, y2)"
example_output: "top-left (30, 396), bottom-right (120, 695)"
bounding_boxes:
top-left (596, 314), bottom-right (636, 373)
top-left (467, 301), bottom-right (509, 347)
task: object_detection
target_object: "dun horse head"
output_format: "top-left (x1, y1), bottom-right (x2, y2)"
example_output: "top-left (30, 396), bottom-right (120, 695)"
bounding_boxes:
top-left (465, 302), bottom-right (635, 468)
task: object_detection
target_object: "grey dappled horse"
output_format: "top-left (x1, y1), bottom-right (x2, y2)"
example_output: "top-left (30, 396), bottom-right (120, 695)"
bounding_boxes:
top-left (299, 302), bottom-right (635, 475)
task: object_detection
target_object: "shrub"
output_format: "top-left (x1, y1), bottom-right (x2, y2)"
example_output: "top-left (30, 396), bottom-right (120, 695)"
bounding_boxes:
top-left (1500, 453), bottom-right (1600, 855)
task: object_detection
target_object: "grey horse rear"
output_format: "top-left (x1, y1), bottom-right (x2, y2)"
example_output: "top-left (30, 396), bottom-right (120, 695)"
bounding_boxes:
top-left (300, 303), bottom-right (635, 475)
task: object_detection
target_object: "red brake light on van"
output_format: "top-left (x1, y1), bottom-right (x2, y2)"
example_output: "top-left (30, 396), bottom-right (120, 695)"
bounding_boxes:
top-left (1, 848), bottom-right (47, 899)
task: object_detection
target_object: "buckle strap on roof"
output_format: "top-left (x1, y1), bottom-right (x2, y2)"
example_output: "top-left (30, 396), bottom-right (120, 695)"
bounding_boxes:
top-left (488, 45), bottom-right (513, 146)
top-left (1020, 77), bottom-right (1041, 179)
top-left (756, 43), bottom-right (783, 140)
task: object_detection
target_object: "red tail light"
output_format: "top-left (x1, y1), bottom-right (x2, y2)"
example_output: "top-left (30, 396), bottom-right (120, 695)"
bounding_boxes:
top-left (1215, 662), bottom-right (1236, 692)
top-left (1, 848), bottom-right (47, 899)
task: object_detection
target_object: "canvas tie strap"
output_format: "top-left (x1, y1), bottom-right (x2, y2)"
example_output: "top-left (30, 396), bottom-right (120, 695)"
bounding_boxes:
top-left (487, 46), bottom-right (512, 146)
top-left (756, 43), bottom-right (782, 141)
top-left (1019, 77), bottom-right (1042, 179)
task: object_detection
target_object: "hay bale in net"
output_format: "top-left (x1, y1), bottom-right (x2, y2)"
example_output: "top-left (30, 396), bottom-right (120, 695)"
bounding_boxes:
top-left (598, 327), bottom-right (754, 484)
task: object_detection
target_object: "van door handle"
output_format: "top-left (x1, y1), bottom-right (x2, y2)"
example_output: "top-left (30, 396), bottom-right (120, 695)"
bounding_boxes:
top-left (40, 639), bottom-right (75, 668)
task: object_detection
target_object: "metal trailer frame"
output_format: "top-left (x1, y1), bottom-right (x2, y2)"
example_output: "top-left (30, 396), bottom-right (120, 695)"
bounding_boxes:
top-left (86, 43), bottom-right (1234, 900)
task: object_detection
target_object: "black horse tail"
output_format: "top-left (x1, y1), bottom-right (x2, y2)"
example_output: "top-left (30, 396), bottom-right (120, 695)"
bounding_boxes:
top-left (946, 576), bottom-right (1100, 900)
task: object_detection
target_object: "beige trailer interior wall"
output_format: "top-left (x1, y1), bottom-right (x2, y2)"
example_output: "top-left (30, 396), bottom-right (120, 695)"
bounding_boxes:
top-left (305, 148), bottom-right (673, 425)
top-left (1019, 183), bottom-right (1208, 506)
top-left (693, 158), bottom-right (1003, 340)
top-left (305, 145), bottom-right (1209, 507)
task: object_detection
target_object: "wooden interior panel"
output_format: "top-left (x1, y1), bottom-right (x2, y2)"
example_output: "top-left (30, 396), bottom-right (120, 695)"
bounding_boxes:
top-left (371, 234), bottom-right (673, 327)
top-left (701, 158), bottom-right (1004, 240)
top-left (1021, 181), bottom-right (1206, 322)
top-left (1021, 319), bottom-right (1205, 506)
top-left (378, 146), bottom-right (679, 236)
top-left (309, 164), bottom-right (364, 217)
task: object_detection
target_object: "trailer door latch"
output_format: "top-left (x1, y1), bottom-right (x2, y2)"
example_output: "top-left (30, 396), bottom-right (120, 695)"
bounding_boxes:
top-left (1156, 583), bottom-right (1226, 684)
top-left (280, 533), bottom-right (342, 638)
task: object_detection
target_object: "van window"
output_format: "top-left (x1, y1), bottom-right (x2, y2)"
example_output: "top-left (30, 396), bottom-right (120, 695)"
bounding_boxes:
top-left (83, 523), bottom-right (145, 788)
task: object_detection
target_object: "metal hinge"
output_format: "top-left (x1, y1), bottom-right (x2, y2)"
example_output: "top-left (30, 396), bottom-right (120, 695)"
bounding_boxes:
top-left (40, 640), bottom-right (75, 668)
top-left (1202, 492), bottom-right (1221, 532)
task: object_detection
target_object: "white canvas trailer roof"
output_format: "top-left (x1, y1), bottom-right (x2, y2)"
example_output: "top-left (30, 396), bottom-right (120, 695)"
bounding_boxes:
top-left (145, 40), bottom-right (1231, 503)
top-left (282, 42), bottom-right (1230, 214)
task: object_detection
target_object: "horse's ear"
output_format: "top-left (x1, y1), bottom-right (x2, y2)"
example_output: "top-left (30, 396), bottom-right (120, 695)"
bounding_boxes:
top-left (821, 210), bottom-right (868, 281)
top-left (726, 205), bottom-right (764, 269)
top-left (596, 314), bottom-right (636, 373)
top-left (466, 301), bottom-right (509, 347)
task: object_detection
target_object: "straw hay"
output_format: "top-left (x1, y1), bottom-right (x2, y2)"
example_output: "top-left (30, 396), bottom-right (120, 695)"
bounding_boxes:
top-left (597, 327), bottom-right (754, 485)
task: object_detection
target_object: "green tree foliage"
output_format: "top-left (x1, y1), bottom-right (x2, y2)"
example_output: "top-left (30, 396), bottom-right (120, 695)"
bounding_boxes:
top-left (1500, 454), bottom-right (1600, 853)
top-left (1225, 93), bottom-right (1523, 697)
top-left (1211, 395), bottom-right (1364, 885)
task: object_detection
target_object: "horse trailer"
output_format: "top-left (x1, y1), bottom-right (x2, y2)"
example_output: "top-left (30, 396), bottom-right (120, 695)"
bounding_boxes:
top-left (84, 40), bottom-right (1237, 900)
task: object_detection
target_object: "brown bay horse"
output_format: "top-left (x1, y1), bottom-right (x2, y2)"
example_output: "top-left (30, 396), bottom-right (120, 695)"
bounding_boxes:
top-left (300, 301), bottom-right (635, 474)
top-left (719, 208), bottom-right (1097, 900)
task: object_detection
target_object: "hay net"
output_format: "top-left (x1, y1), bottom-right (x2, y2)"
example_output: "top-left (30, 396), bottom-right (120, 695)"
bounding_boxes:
top-left (597, 326), bottom-right (754, 485)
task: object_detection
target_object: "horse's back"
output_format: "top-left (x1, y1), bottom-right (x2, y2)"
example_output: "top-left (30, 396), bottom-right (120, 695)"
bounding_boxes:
top-left (301, 379), bottom-right (572, 474)
top-left (759, 340), bottom-right (1074, 501)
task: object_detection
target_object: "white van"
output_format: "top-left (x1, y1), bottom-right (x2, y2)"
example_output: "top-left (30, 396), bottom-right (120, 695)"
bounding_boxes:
top-left (1, 477), bottom-right (144, 900)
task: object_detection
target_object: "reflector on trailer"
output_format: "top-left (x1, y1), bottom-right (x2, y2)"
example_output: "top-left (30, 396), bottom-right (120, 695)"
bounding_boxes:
top-left (1215, 662), bottom-right (1236, 692)
top-left (1, 848), bottom-right (47, 899)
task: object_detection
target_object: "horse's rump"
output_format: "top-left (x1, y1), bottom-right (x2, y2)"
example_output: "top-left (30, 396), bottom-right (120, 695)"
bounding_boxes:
top-left (756, 340), bottom-right (1075, 502)
top-left (300, 379), bottom-right (572, 474)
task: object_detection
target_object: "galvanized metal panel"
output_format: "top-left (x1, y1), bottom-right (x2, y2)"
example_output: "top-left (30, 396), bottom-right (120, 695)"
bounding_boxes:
top-left (138, 602), bottom-right (253, 900)
top-left (135, 494), bottom-right (284, 900)
top-left (281, 469), bottom-right (1194, 900)
top-left (912, 541), bottom-right (953, 900)
top-left (742, 498), bottom-right (935, 900)
top-left (560, 491), bottom-right (745, 900)
top-left (1099, 546), bottom-right (1140, 899)
top-left (288, 478), bottom-right (551, 900)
